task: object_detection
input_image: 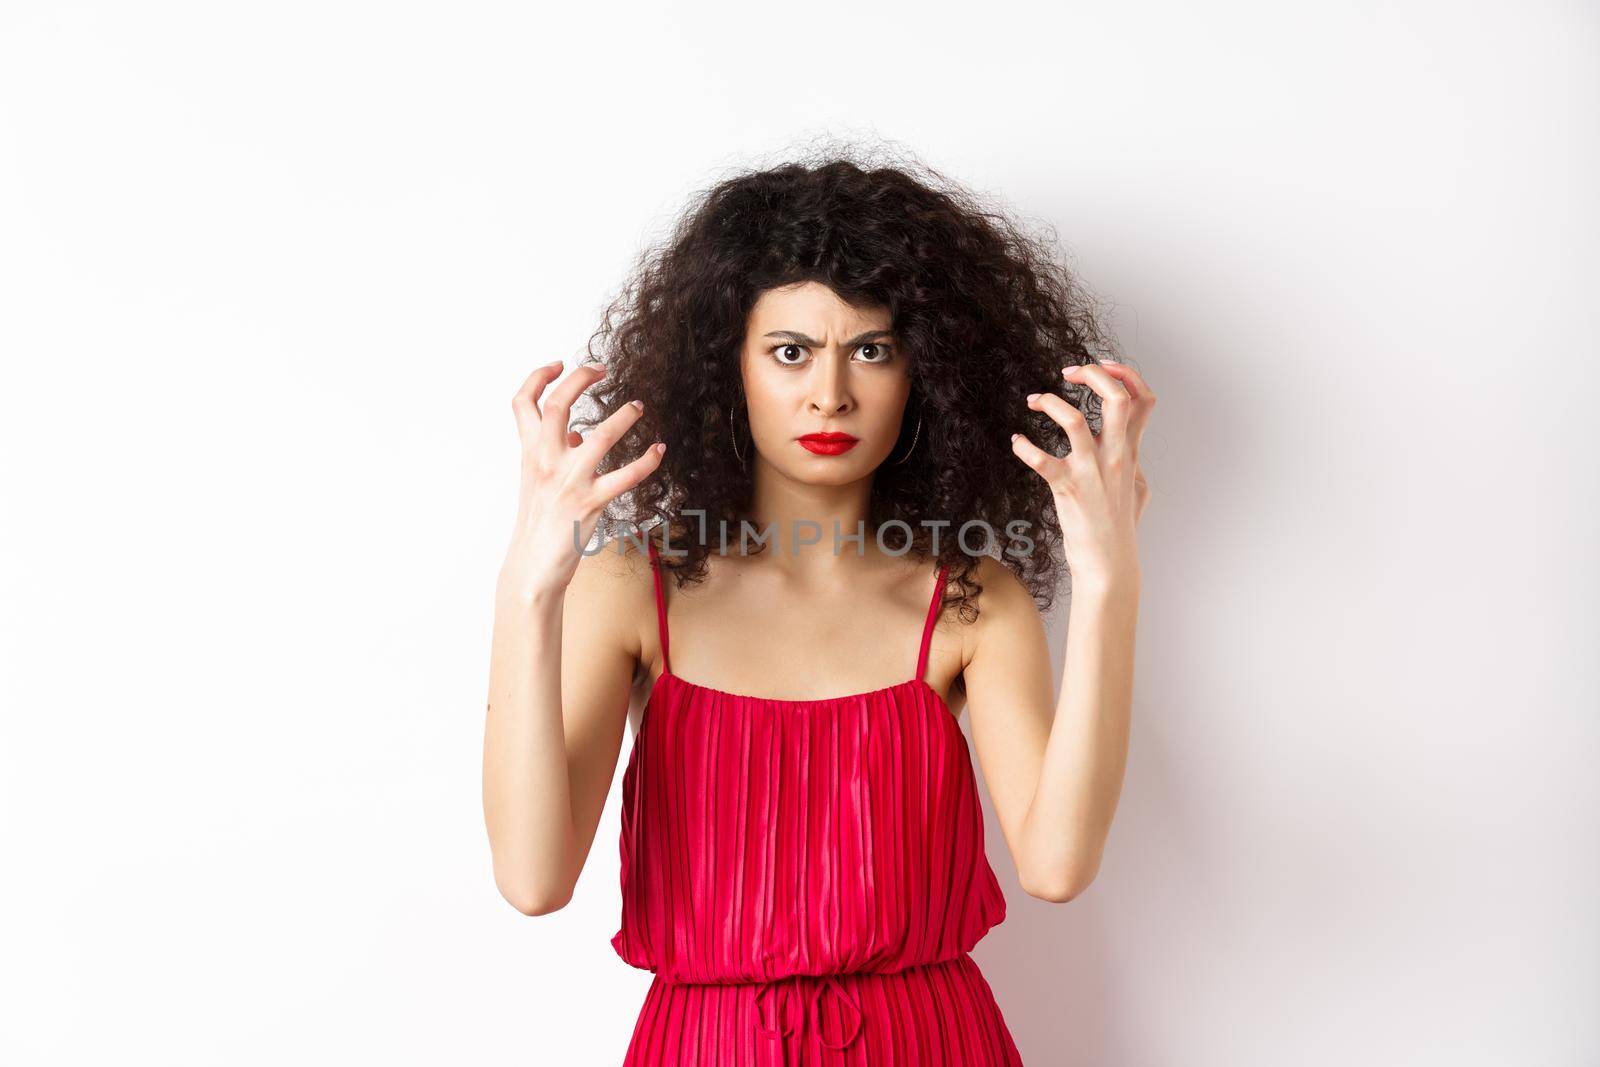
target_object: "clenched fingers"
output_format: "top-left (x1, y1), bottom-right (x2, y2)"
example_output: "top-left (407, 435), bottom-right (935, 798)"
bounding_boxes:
top-left (511, 361), bottom-right (565, 443)
top-left (592, 441), bottom-right (667, 504)
top-left (1061, 362), bottom-right (1132, 459)
top-left (574, 399), bottom-right (646, 468)
top-left (1090, 360), bottom-right (1157, 459)
top-left (539, 363), bottom-right (608, 461)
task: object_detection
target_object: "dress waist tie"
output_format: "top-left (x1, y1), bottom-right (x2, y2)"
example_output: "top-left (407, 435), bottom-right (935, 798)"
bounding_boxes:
top-left (752, 973), bottom-right (863, 1066)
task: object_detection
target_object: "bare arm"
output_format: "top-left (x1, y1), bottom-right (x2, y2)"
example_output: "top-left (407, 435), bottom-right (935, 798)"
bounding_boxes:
top-left (967, 358), bottom-right (1155, 902)
top-left (963, 561), bottom-right (1140, 903)
top-left (1019, 578), bottom-right (1139, 899)
top-left (482, 361), bottom-right (665, 915)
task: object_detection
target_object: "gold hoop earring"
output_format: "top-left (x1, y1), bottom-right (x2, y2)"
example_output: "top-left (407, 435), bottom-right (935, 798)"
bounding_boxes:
top-left (729, 403), bottom-right (746, 471)
top-left (892, 416), bottom-right (922, 464)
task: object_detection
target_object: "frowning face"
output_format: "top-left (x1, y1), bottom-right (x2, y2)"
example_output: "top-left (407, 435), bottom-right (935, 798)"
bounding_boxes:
top-left (738, 281), bottom-right (912, 487)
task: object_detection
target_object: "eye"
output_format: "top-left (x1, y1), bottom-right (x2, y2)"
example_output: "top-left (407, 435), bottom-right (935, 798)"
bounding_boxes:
top-left (854, 342), bottom-right (893, 363)
top-left (770, 343), bottom-right (809, 366)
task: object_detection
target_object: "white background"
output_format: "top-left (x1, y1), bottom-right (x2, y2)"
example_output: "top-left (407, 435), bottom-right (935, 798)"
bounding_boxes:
top-left (2, 2), bottom-right (1595, 1064)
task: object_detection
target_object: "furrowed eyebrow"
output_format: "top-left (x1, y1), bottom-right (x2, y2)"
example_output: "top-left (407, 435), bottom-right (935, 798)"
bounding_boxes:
top-left (764, 329), bottom-right (894, 347)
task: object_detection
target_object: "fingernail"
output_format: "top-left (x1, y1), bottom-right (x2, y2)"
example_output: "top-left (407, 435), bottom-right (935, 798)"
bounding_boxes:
top-left (654, 442), bottom-right (667, 455)
top-left (1011, 433), bottom-right (1022, 441)
top-left (1025, 393), bottom-right (1040, 403)
top-left (631, 399), bottom-right (644, 411)
top-left (1062, 365), bottom-right (1078, 374)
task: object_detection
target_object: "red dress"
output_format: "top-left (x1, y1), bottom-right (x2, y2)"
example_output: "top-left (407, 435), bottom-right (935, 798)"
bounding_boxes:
top-left (612, 542), bottom-right (1023, 1065)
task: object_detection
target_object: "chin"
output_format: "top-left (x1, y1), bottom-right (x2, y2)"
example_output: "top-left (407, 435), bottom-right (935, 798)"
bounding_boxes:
top-left (777, 455), bottom-right (878, 486)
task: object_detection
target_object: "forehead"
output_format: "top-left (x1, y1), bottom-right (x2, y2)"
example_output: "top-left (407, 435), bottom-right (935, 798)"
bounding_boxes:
top-left (747, 281), bottom-right (891, 330)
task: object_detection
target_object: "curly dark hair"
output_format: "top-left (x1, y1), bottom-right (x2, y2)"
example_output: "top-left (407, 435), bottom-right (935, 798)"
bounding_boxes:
top-left (574, 139), bottom-right (1121, 621)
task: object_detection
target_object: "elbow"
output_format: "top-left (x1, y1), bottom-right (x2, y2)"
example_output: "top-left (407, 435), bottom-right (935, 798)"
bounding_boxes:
top-left (504, 883), bottom-right (573, 916)
top-left (1020, 838), bottom-right (1105, 903)
top-left (518, 888), bottom-right (573, 916)
top-left (1021, 865), bottom-right (1095, 904)
top-left (495, 866), bottom-right (573, 917)
top-left (1023, 879), bottom-right (1083, 904)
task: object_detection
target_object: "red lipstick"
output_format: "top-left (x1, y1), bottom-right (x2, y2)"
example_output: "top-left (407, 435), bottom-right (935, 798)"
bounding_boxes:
top-left (798, 431), bottom-right (859, 456)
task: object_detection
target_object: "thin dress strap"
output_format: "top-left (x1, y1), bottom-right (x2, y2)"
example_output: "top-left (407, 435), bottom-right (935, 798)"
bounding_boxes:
top-left (647, 539), bottom-right (671, 676)
top-left (915, 562), bottom-right (950, 684)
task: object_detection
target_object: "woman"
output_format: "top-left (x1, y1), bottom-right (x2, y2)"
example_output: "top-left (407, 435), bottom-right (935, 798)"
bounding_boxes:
top-left (483, 149), bottom-right (1153, 1065)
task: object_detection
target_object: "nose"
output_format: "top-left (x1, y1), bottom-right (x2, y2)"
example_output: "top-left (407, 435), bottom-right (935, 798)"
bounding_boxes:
top-left (806, 352), bottom-right (853, 418)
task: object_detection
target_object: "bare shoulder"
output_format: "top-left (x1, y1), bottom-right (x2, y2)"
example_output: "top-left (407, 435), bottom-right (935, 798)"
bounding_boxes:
top-left (568, 531), bottom-right (654, 592)
top-left (930, 554), bottom-right (1042, 711)
top-left (957, 554), bottom-right (1044, 654)
top-left (946, 554), bottom-right (1054, 733)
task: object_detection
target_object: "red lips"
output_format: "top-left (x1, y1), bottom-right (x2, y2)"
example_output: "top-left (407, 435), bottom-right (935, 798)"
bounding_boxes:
top-left (798, 431), bottom-right (859, 456)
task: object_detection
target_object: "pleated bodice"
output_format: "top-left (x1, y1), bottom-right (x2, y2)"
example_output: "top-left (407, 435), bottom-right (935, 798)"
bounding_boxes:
top-left (610, 543), bottom-right (1008, 988)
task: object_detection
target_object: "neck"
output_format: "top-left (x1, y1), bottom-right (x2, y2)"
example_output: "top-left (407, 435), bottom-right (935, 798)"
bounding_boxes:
top-left (742, 454), bottom-right (875, 571)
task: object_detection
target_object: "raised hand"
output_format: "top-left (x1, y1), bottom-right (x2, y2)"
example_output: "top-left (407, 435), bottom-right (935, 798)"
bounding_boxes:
top-left (497, 361), bottom-right (665, 603)
top-left (1010, 359), bottom-right (1156, 587)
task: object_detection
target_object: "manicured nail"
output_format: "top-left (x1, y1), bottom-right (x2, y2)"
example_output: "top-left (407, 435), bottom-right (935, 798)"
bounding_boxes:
top-left (1062, 365), bottom-right (1078, 374)
top-left (1011, 433), bottom-right (1022, 441)
top-left (654, 442), bottom-right (667, 455)
top-left (631, 399), bottom-right (644, 411)
top-left (1025, 393), bottom-right (1040, 403)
